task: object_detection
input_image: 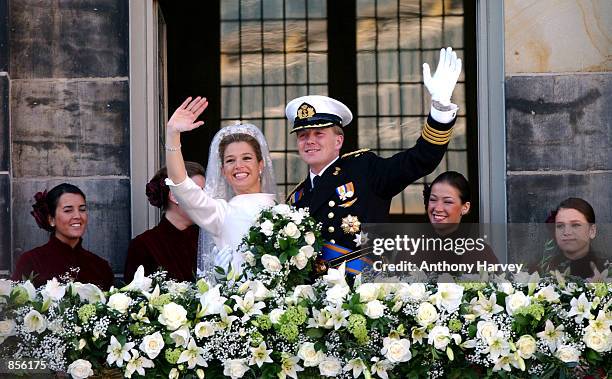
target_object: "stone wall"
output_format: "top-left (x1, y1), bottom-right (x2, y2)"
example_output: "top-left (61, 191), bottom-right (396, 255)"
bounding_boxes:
top-left (504, 0), bottom-right (611, 263)
top-left (3, 0), bottom-right (131, 278)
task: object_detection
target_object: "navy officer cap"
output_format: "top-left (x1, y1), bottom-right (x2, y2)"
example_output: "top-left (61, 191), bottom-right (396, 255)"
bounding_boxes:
top-left (285, 95), bottom-right (353, 133)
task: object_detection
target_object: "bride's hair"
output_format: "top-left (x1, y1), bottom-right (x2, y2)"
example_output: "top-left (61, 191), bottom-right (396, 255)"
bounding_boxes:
top-left (218, 133), bottom-right (263, 163)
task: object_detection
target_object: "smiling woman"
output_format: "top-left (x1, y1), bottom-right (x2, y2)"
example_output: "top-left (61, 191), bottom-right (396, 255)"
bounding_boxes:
top-left (11, 183), bottom-right (114, 289)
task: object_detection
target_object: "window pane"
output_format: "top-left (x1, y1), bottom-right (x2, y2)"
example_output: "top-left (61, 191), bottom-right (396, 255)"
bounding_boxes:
top-left (357, 52), bottom-right (376, 83)
top-left (221, 54), bottom-right (240, 85)
top-left (308, 53), bottom-right (327, 83)
top-left (241, 21), bottom-right (262, 53)
top-left (241, 86), bottom-right (263, 118)
top-left (286, 20), bottom-right (307, 52)
top-left (263, 21), bottom-right (285, 52)
top-left (285, 0), bottom-right (306, 18)
top-left (221, 87), bottom-right (240, 118)
top-left (309, 0), bottom-right (326, 17)
top-left (308, 20), bottom-right (327, 51)
top-left (262, 0), bottom-right (283, 19)
top-left (285, 53), bottom-right (308, 84)
top-left (221, 0), bottom-right (239, 20)
top-left (378, 84), bottom-right (400, 116)
top-left (221, 22), bottom-right (240, 53)
top-left (377, 51), bottom-right (399, 82)
top-left (241, 53), bottom-right (263, 85)
top-left (241, 0), bottom-right (261, 20)
top-left (400, 84), bottom-right (422, 115)
top-left (263, 53), bottom-right (285, 84)
top-left (399, 50), bottom-right (422, 82)
top-left (377, 18), bottom-right (398, 50)
top-left (356, 19), bottom-right (376, 51)
top-left (378, 117), bottom-right (401, 149)
top-left (358, 84), bottom-right (377, 116)
top-left (263, 86), bottom-right (285, 118)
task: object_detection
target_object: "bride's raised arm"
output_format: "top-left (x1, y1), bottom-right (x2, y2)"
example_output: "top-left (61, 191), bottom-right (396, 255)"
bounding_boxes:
top-left (165, 96), bottom-right (208, 184)
top-left (164, 97), bottom-right (227, 240)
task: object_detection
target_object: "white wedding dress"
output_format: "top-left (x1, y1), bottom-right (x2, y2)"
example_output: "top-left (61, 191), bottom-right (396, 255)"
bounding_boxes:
top-left (166, 123), bottom-right (278, 280)
top-left (166, 176), bottom-right (276, 277)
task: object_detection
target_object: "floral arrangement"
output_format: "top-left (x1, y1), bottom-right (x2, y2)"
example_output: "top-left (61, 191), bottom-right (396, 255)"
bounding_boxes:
top-left (1, 204), bottom-right (611, 379)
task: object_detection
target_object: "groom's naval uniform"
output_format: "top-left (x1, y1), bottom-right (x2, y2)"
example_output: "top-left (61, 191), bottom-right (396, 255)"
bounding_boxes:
top-left (286, 95), bottom-right (456, 275)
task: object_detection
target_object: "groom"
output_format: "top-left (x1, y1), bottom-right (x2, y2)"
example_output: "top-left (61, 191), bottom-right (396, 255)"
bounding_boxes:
top-left (286, 47), bottom-right (462, 275)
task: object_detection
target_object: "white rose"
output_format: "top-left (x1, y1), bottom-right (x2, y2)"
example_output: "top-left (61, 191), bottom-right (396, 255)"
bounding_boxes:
top-left (194, 321), bottom-right (217, 338)
top-left (243, 251), bottom-right (256, 266)
top-left (158, 302), bottom-right (188, 331)
top-left (583, 329), bottom-right (612, 353)
top-left (283, 222), bottom-right (301, 239)
top-left (299, 245), bottom-right (315, 258)
top-left (23, 309), bottom-right (47, 333)
top-left (107, 293), bottom-right (132, 314)
top-left (139, 331), bottom-right (165, 359)
top-left (381, 337), bottom-right (412, 363)
top-left (223, 358), bottom-right (250, 379)
top-left (326, 284), bottom-right (350, 305)
top-left (273, 204), bottom-right (291, 216)
top-left (405, 283), bottom-right (427, 301)
top-left (260, 220), bottom-right (274, 237)
top-left (0, 320), bottom-right (16, 341)
top-left (269, 308), bottom-right (284, 324)
top-left (516, 335), bottom-right (537, 359)
top-left (67, 359), bottom-right (94, 379)
top-left (364, 300), bottom-right (386, 319)
top-left (292, 285), bottom-right (316, 301)
top-left (555, 345), bottom-right (580, 363)
top-left (318, 356), bottom-right (342, 376)
top-left (290, 210), bottom-right (304, 224)
top-left (357, 283), bottom-right (380, 303)
top-left (298, 342), bottom-right (324, 367)
top-left (505, 291), bottom-right (530, 316)
top-left (428, 325), bottom-right (451, 350)
top-left (261, 254), bottom-right (282, 272)
top-left (304, 232), bottom-right (316, 246)
top-left (290, 252), bottom-right (308, 270)
top-left (416, 302), bottom-right (439, 326)
top-left (248, 280), bottom-right (270, 301)
top-left (477, 321), bottom-right (499, 344)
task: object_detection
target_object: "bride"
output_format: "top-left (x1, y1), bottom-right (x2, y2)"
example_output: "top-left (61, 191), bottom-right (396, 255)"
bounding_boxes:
top-left (164, 97), bottom-right (277, 279)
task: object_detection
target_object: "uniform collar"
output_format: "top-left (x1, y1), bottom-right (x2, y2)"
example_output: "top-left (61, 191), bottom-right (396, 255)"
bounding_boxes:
top-left (309, 156), bottom-right (339, 186)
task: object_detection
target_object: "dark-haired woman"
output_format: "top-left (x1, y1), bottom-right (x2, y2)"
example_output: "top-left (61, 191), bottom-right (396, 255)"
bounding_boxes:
top-left (421, 171), bottom-right (498, 274)
top-left (123, 162), bottom-right (205, 282)
top-left (11, 183), bottom-right (114, 289)
top-left (538, 197), bottom-right (605, 279)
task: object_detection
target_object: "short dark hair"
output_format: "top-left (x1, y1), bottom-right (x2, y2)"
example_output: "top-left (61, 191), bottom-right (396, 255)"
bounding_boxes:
top-left (47, 183), bottom-right (86, 217)
top-left (423, 171), bottom-right (471, 206)
top-left (556, 197), bottom-right (595, 224)
top-left (147, 162), bottom-right (205, 210)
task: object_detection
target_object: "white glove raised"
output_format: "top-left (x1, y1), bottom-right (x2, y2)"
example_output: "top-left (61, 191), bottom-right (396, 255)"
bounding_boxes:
top-left (422, 47), bottom-right (462, 106)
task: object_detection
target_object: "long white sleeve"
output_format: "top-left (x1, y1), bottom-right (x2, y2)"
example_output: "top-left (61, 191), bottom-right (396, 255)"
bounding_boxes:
top-left (165, 176), bottom-right (228, 243)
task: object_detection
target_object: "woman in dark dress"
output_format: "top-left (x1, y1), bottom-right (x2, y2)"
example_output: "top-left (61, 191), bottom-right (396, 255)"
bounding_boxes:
top-left (421, 171), bottom-right (498, 274)
top-left (538, 197), bottom-right (606, 279)
top-left (123, 161), bottom-right (205, 282)
top-left (11, 183), bottom-right (114, 289)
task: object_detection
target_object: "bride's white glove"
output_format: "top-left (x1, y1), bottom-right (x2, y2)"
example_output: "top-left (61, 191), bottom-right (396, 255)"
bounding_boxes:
top-left (422, 47), bottom-right (462, 107)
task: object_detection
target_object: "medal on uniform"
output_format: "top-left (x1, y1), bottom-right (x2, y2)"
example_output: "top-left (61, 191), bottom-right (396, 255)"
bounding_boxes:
top-left (291, 189), bottom-right (304, 204)
top-left (336, 182), bottom-right (355, 201)
top-left (333, 167), bottom-right (341, 176)
top-left (341, 214), bottom-right (361, 235)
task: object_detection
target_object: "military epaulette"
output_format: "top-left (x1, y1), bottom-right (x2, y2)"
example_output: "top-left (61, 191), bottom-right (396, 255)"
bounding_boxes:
top-left (286, 179), bottom-right (307, 204)
top-left (341, 148), bottom-right (371, 159)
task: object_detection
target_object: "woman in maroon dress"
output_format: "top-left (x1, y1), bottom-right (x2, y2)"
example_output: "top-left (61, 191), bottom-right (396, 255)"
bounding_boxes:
top-left (537, 198), bottom-right (606, 279)
top-left (123, 161), bottom-right (205, 282)
top-left (11, 183), bottom-right (114, 289)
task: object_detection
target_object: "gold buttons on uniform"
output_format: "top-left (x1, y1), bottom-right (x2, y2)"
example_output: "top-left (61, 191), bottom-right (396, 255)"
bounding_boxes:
top-left (328, 226), bottom-right (335, 233)
top-left (328, 200), bottom-right (335, 207)
top-left (330, 239), bottom-right (335, 244)
top-left (328, 212), bottom-right (334, 219)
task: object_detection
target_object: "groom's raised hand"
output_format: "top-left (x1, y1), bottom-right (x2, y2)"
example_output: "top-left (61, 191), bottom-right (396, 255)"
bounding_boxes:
top-left (167, 96), bottom-right (209, 134)
top-left (422, 47), bottom-right (462, 107)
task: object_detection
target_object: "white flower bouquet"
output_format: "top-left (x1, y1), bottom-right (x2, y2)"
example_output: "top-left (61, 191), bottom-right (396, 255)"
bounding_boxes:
top-left (0, 205), bottom-right (611, 379)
